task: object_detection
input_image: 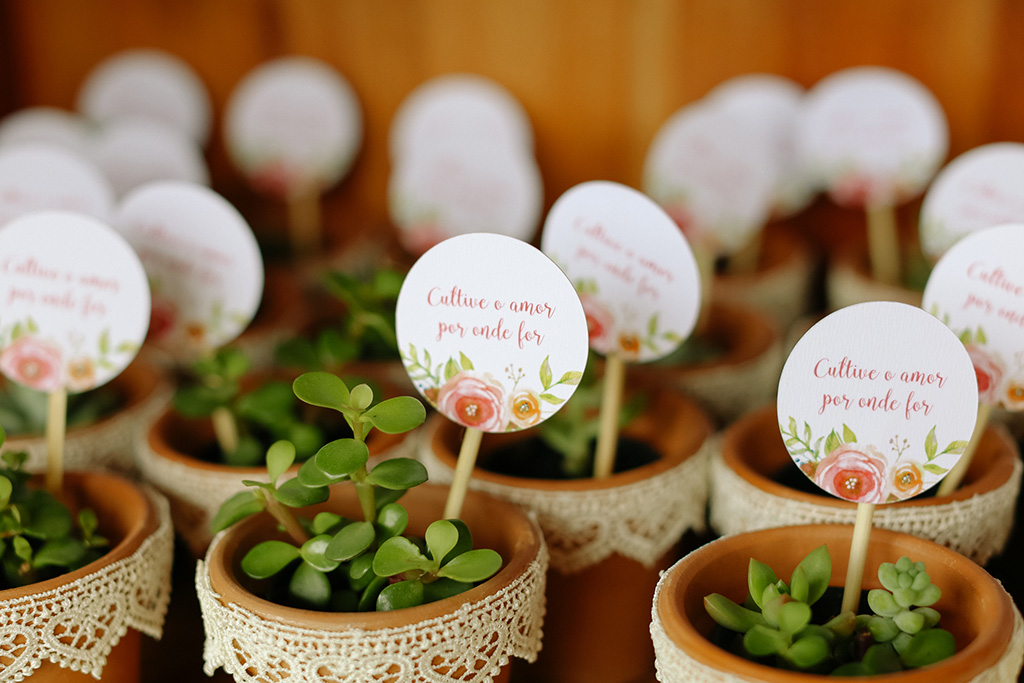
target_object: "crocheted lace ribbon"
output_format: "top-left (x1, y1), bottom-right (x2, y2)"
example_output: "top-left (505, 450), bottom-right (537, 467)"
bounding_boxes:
top-left (708, 449), bottom-right (1023, 565)
top-left (420, 429), bottom-right (713, 574)
top-left (195, 536), bottom-right (548, 683)
top-left (136, 426), bottom-right (422, 554)
top-left (0, 491), bottom-right (173, 681)
top-left (5, 379), bottom-right (172, 477)
top-left (650, 575), bottom-right (1024, 683)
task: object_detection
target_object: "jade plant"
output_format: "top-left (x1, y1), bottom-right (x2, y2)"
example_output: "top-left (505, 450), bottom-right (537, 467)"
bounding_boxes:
top-left (210, 371), bottom-right (502, 612)
top-left (173, 347), bottom-right (324, 466)
top-left (0, 426), bottom-right (108, 589)
top-left (704, 546), bottom-right (955, 675)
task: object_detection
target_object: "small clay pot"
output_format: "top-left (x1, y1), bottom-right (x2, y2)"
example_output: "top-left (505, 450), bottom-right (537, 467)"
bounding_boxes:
top-left (826, 247), bottom-right (922, 311)
top-left (651, 524), bottom-right (1023, 682)
top-left (633, 301), bottom-right (783, 425)
top-left (714, 222), bottom-right (819, 331)
top-left (710, 404), bottom-right (1022, 564)
top-left (229, 265), bottom-right (312, 369)
top-left (200, 484), bottom-right (545, 683)
top-left (2, 358), bottom-right (171, 476)
top-left (423, 385), bottom-right (713, 683)
top-left (0, 471), bottom-right (171, 681)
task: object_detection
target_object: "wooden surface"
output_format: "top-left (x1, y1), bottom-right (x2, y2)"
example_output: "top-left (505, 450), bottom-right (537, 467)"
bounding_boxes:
top-left (1, 0), bottom-right (1022, 250)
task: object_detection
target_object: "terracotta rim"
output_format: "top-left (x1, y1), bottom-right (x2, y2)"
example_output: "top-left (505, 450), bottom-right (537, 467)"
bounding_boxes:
top-left (206, 483), bottom-right (543, 630)
top-left (657, 524), bottom-right (1015, 681)
top-left (0, 471), bottom-right (159, 600)
top-left (721, 404), bottom-right (1018, 508)
top-left (664, 301), bottom-right (779, 371)
top-left (429, 385), bottom-right (712, 493)
top-left (716, 222), bottom-right (812, 287)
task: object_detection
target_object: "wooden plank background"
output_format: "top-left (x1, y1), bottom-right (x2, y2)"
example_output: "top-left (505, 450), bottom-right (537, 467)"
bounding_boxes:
top-left (1, 0), bottom-right (1022, 253)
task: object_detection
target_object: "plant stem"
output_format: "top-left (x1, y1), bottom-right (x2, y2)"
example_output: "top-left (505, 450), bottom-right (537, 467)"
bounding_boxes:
top-left (352, 471), bottom-right (377, 523)
top-left (211, 406), bottom-right (239, 455)
top-left (260, 488), bottom-right (310, 545)
top-left (866, 202), bottom-right (900, 285)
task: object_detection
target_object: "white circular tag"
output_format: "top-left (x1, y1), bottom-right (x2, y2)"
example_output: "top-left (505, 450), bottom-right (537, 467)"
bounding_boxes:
top-left (389, 73), bottom-right (533, 160)
top-left (224, 56), bottom-right (362, 197)
top-left (90, 118), bottom-right (209, 199)
top-left (777, 302), bottom-right (977, 503)
top-left (797, 66), bottom-right (948, 208)
top-left (919, 143), bottom-right (1024, 260)
top-left (643, 101), bottom-right (776, 256)
top-left (922, 223), bottom-right (1024, 411)
top-left (396, 233), bottom-right (589, 433)
top-left (0, 143), bottom-right (114, 228)
top-left (0, 211), bottom-right (150, 393)
top-left (113, 181), bottom-right (264, 357)
top-left (389, 141), bottom-right (543, 256)
top-left (0, 107), bottom-right (92, 157)
top-left (541, 181), bottom-right (700, 361)
top-left (77, 48), bottom-right (212, 147)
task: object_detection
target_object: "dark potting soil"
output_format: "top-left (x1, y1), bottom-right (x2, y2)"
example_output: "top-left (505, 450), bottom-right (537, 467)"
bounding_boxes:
top-left (771, 465), bottom-right (938, 500)
top-left (479, 435), bottom-right (660, 480)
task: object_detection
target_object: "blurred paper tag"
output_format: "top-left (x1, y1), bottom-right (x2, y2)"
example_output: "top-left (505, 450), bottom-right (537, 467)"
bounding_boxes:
top-left (0, 144), bottom-right (113, 228)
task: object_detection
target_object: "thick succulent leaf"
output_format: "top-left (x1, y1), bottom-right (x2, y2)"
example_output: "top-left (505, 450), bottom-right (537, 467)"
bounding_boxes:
top-left (365, 458), bottom-right (428, 490)
top-left (325, 521), bottom-right (375, 562)
top-left (349, 384), bottom-right (373, 410)
top-left (372, 536), bottom-right (433, 577)
top-left (748, 558), bottom-right (778, 609)
top-left (439, 519), bottom-right (473, 566)
top-left (297, 457), bottom-right (337, 488)
top-left (425, 520), bottom-right (459, 564)
top-left (209, 491), bottom-right (264, 534)
top-left (358, 575), bottom-right (388, 611)
top-left (436, 548), bottom-right (502, 583)
top-left (315, 439), bottom-right (368, 479)
top-left (783, 633), bottom-right (829, 669)
top-left (377, 579), bottom-right (425, 611)
top-left (862, 643), bottom-right (902, 674)
top-left (375, 503), bottom-right (408, 540)
top-left (266, 440), bottom-right (296, 486)
top-left (301, 534), bottom-right (342, 573)
top-left (899, 628), bottom-right (955, 668)
top-left (287, 561), bottom-right (331, 610)
top-left (312, 512), bottom-right (345, 536)
top-left (274, 478), bottom-right (330, 508)
top-left (21, 497), bottom-right (72, 540)
top-left (794, 544), bottom-right (830, 606)
top-left (423, 577), bottom-right (474, 603)
top-left (744, 624), bottom-right (788, 656)
top-left (348, 553), bottom-right (376, 591)
top-left (362, 396), bottom-right (426, 434)
top-left (32, 537), bottom-right (86, 569)
top-left (293, 372), bottom-right (350, 410)
top-left (777, 601), bottom-right (812, 634)
top-left (241, 540), bottom-right (300, 579)
top-left (703, 593), bottom-right (767, 633)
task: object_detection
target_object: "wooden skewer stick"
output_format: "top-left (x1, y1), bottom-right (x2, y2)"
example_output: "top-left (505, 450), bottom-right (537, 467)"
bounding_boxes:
top-left (936, 402), bottom-right (992, 496)
top-left (727, 229), bottom-right (763, 276)
top-left (593, 353), bottom-right (626, 479)
top-left (866, 202), bottom-right (901, 286)
top-left (841, 502), bottom-right (876, 614)
top-left (444, 427), bottom-right (483, 519)
top-left (45, 388), bottom-right (68, 497)
top-left (287, 189), bottom-right (323, 257)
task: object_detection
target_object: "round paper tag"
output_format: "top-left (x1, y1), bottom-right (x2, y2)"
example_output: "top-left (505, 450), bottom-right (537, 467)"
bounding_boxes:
top-left (797, 66), bottom-right (948, 209)
top-left (643, 101), bottom-right (776, 256)
top-left (0, 211), bottom-right (149, 393)
top-left (540, 181), bottom-right (700, 361)
top-left (113, 181), bottom-right (264, 357)
top-left (777, 302), bottom-right (978, 503)
top-left (90, 118), bottom-right (209, 199)
top-left (0, 107), bottom-right (92, 157)
top-left (77, 49), bottom-right (212, 147)
top-left (389, 73), bottom-right (533, 160)
top-left (396, 233), bottom-right (589, 433)
top-left (388, 141), bottom-right (543, 256)
top-left (922, 223), bottom-right (1024, 410)
top-left (919, 143), bottom-right (1024, 260)
top-left (224, 56), bottom-right (362, 198)
top-left (0, 143), bottom-right (114, 228)
top-left (706, 74), bottom-right (814, 218)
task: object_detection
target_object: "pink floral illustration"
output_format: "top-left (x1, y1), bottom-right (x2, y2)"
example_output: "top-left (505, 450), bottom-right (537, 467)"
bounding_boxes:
top-left (1005, 375), bottom-right (1024, 410)
top-left (250, 159), bottom-right (300, 199)
top-left (401, 222), bottom-right (448, 258)
top-left (829, 172), bottom-right (888, 209)
top-left (664, 203), bottom-right (706, 245)
top-left (65, 356), bottom-right (96, 392)
top-left (965, 344), bottom-right (1005, 405)
top-left (436, 370), bottom-right (507, 432)
top-left (889, 461), bottom-right (924, 499)
top-left (0, 336), bottom-right (63, 391)
top-left (508, 389), bottom-right (542, 429)
top-left (813, 443), bottom-right (889, 504)
top-left (579, 293), bottom-right (614, 353)
top-left (147, 296), bottom-right (178, 341)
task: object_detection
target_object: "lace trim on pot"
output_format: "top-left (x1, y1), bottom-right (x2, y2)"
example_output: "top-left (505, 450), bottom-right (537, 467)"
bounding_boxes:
top-left (650, 576), bottom-right (1024, 682)
top-left (0, 490), bottom-right (173, 681)
top-left (421, 431), bottom-right (713, 574)
top-left (195, 537), bottom-right (548, 683)
top-left (708, 449), bottom-right (1023, 565)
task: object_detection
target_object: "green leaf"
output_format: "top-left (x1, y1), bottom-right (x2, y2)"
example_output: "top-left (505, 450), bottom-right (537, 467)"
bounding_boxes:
top-left (373, 536), bottom-right (433, 577)
top-left (348, 553), bottom-right (376, 591)
top-left (350, 383), bottom-right (374, 410)
top-left (824, 430), bottom-right (841, 455)
top-left (22, 497), bottom-right (72, 540)
top-left (363, 397), bottom-right (426, 434)
top-left (794, 545), bottom-right (830, 606)
top-left (703, 593), bottom-right (767, 633)
top-left (241, 540), bottom-right (300, 579)
top-left (787, 416), bottom-right (798, 436)
top-left (425, 520), bottom-right (460, 564)
top-left (436, 548), bottom-right (502, 582)
top-left (287, 561), bottom-right (331, 610)
top-left (274, 478), bottom-right (330, 508)
top-left (459, 352), bottom-right (474, 371)
top-left (365, 458), bottom-right (428, 490)
top-left (941, 440), bottom-right (968, 456)
top-left (976, 326), bottom-right (987, 344)
top-left (224, 437), bottom-right (263, 467)
top-left (842, 424), bottom-right (857, 444)
top-left (558, 370), bottom-right (583, 386)
top-left (209, 491), bottom-right (264, 534)
top-left (293, 372), bottom-right (350, 410)
top-left (790, 565), bottom-right (809, 604)
top-left (312, 512), bottom-right (344, 536)
top-left (748, 558), bottom-right (778, 609)
top-left (0, 476), bottom-right (11, 508)
top-left (78, 508), bottom-right (99, 539)
top-left (12, 535), bottom-right (31, 562)
top-left (783, 633), bottom-right (829, 669)
top-left (777, 601), bottom-right (812, 634)
top-left (98, 329), bottom-right (110, 355)
top-left (899, 628), bottom-right (955, 668)
top-left (358, 575), bottom-right (388, 611)
top-left (325, 521), bottom-right (375, 562)
top-left (375, 503), bottom-right (408, 540)
top-left (32, 537), bottom-right (87, 569)
top-left (423, 577), bottom-right (473, 603)
top-left (266, 440), bottom-right (296, 487)
top-left (314, 439), bottom-right (369, 480)
top-left (922, 464), bottom-right (948, 476)
top-left (300, 534), bottom-right (342, 573)
top-left (444, 358), bottom-right (459, 381)
top-left (297, 457), bottom-right (338, 488)
top-left (924, 426), bottom-right (937, 460)
top-left (539, 393), bottom-right (563, 405)
top-left (744, 624), bottom-right (788, 656)
top-left (868, 589), bottom-right (901, 618)
top-left (861, 642), bottom-right (902, 674)
top-left (377, 579), bottom-right (425, 611)
top-left (540, 356), bottom-right (552, 389)
top-left (438, 519), bottom-right (473, 565)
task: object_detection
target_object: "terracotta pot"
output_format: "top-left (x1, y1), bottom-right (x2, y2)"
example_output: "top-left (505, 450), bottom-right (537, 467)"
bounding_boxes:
top-left (138, 403), bottom-right (414, 557)
top-left (198, 484), bottom-right (546, 683)
top-left (714, 222), bottom-right (819, 332)
top-left (0, 471), bottom-right (173, 681)
top-left (709, 404), bottom-right (1022, 565)
top-left (422, 385), bottom-right (713, 683)
top-left (633, 301), bottom-right (783, 425)
top-left (651, 524), bottom-right (1024, 682)
top-left (1, 358), bottom-right (171, 476)
top-left (826, 247), bottom-right (922, 311)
